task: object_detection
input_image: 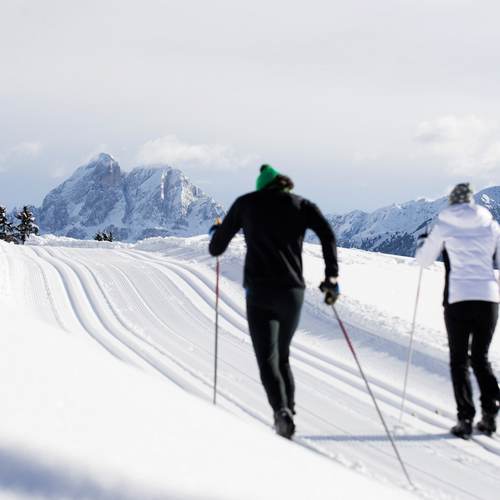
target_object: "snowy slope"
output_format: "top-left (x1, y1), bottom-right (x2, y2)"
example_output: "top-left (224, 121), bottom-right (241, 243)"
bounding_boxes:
top-left (2, 236), bottom-right (500, 499)
top-left (323, 186), bottom-right (500, 256)
top-left (1, 303), bottom-right (410, 500)
top-left (37, 153), bottom-right (224, 241)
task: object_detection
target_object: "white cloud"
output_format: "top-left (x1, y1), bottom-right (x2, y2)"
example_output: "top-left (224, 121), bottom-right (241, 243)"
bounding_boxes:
top-left (11, 141), bottom-right (43, 157)
top-left (136, 135), bottom-right (256, 170)
top-left (0, 141), bottom-right (43, 172)
top-left (415, 115), bottom-right (500, 176)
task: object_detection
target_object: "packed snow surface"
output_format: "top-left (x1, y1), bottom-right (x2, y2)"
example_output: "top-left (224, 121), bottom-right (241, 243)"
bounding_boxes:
top-left (1, 234), bottom-right (500, 499)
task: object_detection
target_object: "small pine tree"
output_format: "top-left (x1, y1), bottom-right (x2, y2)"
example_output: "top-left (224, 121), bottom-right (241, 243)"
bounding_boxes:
top-left (15, 206), bottom-right (39, 244)
top-left (0, 205), bottom-right (13, 240)
top-left (95, 230), bottom-right (114, 242)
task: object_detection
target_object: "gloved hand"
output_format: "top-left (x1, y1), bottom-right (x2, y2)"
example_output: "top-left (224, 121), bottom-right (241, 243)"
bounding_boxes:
top-left (319, 277), bottom-right (340, 305)
top-left (416, 232), bottom-right (428, 249)
top-left (209, 218), bottom-right (222, 236)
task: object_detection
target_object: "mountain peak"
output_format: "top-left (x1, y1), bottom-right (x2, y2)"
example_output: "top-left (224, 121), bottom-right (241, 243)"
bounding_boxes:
top-left (38, 155), bottom-right (224, 241)
top-left (89, 152), bottom-right (116, 164)
top-left (321, 186), bottom-right (500, 256)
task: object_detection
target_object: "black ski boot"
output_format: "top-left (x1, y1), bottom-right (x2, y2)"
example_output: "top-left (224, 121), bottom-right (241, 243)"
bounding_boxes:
top-left (274, 408), bottom-right (295, 439)
top-left (477, 414), bottom-right (496, 436)
top-left (451, 419), bottom-right (473, 440)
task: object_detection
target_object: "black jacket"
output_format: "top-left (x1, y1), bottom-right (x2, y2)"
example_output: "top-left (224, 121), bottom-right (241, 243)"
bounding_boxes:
top-left (209, 190), bottom-right (338, 289)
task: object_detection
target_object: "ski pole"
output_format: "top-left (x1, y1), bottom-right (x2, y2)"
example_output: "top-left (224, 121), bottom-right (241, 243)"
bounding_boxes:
top-left (213, 255), bottom-right (220, 405)
top-left (398, 266), bottom-right (423, 426)
top-left (212, 216), bottom-right (222, 405)
top-left (331, 305), bottom-right (415, 488)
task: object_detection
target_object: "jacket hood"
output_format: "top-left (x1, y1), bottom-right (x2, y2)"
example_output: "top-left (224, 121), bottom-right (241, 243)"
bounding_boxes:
top-left (439, 202), bottom-right (493, 229)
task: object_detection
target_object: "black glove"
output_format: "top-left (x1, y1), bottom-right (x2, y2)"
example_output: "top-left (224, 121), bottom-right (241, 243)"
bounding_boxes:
top-left (319, 278), bottom-right (340, 305)
top-left (209, 218), bottom-right (222, 236)
top-left (416, 232), bottom-right (428, 249)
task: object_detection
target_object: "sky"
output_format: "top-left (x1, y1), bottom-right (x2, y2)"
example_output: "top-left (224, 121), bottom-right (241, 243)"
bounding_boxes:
top-left (1, 0), bottom-right (500, 214)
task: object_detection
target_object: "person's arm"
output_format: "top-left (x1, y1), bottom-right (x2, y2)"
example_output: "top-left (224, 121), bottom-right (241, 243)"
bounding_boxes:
top-left (494, 222), bottom-right (500, 270)
top-left (304, 200), bottom-right (338, 278)
top-left (208, 199), bottom-right (242, 257)
top-left (415, 223), bottom-right (444, 267)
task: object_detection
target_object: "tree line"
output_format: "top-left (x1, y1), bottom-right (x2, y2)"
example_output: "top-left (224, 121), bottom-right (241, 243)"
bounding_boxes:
top-left (0, 205), bottom-right (39, 244)
top-left (94, 230), bottom-right (113, 242)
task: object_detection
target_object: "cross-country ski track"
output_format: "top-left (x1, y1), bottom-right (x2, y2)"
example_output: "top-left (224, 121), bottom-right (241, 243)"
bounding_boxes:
top-left (4, 241), bottom-right (500, 499)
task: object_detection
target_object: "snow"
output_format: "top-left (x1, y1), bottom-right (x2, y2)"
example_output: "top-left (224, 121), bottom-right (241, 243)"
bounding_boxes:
top-left (325, 186), bottom-right (500, 255)
top-left (38, 155), bottom-right (224, 241)
top-left (1, 235), bottom-right (500, 499)
top-left (2, 303), bottom-right (410, 500)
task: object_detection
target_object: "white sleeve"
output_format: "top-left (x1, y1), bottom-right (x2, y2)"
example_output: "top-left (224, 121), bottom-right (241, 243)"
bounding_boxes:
top-left (495, 222), bottom-right (500, 269)
top-left (415, 223), bottom-right (444, 267)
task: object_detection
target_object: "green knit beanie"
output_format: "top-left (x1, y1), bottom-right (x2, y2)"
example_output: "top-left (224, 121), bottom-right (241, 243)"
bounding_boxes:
top-left (256, 164), bottom-right (280, 191)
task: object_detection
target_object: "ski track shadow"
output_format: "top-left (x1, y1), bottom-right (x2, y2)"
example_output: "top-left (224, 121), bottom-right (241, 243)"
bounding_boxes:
top-left (0, 444), bottom-right (197, 500)
top-left (300, 432), bottom-right (453, 443)
top-left (303, 311), bottom-right (451, 382)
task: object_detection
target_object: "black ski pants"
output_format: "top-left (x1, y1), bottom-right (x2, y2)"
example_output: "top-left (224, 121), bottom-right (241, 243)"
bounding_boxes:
top-left (246, 287), bottom-right (304, 414)
top-left (444, 301), bottom-right (500, 420)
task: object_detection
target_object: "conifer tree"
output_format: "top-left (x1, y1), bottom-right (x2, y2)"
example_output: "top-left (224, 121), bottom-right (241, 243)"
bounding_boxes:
top-left (95, 230), bottom-right (114, 242)
top-left (0, 205), bottom-right (13, 241)
top-left (15, 206), bottom-right (39, 244)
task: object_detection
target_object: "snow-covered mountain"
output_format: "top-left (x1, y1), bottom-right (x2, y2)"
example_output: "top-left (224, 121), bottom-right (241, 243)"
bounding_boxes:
top-left (323, 186), bottom-right (500, 256)
top-left (38, 153), bottom-right (225, 241)
top-left (24, 155), bottom-right (500, 254)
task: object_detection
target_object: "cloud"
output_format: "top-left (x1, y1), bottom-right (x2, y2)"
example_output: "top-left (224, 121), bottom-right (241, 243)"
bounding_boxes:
top-left (11, 141), bottom-right (43, 157)
top-left (0, 141), bottom-right (43, 173)
top-left (415, 115), bottom-right (500, 176)
top-left (136, 135), bottom-right (256, 170)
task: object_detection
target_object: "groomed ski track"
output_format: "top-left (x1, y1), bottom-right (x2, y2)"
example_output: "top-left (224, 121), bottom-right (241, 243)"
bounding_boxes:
top-left (7, 243), bottom-right (500, 500)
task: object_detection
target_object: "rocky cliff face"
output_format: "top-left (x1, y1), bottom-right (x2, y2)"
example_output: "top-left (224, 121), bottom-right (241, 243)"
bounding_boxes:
top-left (320, 187), bottom-right (500, 256)
top-left (39, 154), bottom-right (225, 241)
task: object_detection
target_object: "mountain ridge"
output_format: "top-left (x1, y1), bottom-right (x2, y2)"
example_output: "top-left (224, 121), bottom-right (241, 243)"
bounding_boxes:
top-left (321, 186), bottom-right (500, 256)
top-left (9, 155), bottom-right (500, 254)
top-left (37, 153), bottom-right (225, 241)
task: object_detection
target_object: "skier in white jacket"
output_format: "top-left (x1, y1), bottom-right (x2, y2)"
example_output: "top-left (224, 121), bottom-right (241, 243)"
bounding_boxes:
top-left (416, 183), bottom-right (500, 439)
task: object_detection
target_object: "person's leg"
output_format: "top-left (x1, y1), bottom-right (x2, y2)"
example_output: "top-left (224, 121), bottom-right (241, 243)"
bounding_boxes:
top-left (276, 289), bottom-right (305, 414)
top-left (444, 303), bottom-right (475, 421)
top-left (246, 295), bottom-right (288, 412)
top-left (470, 302), bottom-right (500, 417)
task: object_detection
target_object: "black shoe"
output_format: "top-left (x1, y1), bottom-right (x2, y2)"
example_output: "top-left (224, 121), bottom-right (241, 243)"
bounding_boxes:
top-left (477, 414), bottom-right (496, 436)
top-left (274, 408), bottom-right (295, 439)
top-left (451, 419), bottom-right (473, 440)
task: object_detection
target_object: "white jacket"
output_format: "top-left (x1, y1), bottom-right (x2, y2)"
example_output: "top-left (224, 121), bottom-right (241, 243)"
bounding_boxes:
top-left (416, 202), bottom-right (500, 304)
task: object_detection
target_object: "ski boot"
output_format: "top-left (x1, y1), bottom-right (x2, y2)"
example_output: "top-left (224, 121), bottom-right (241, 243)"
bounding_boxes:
top-left (274, 408), bottom-right (295, 439)
top-left (477, 413), bottom-right (497, 436)
top-left (450, 419), bottom-right (473, 440)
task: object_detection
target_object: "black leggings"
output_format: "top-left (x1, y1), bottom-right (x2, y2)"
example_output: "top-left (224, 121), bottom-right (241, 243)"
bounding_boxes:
top-left (246, 287), bottom-right (304, 413)
top-left (444, 301), bottom-right (500, 420)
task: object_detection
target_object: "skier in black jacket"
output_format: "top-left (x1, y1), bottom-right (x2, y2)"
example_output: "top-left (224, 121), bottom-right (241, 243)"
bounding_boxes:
top-left (209, 164), bottom-right (339, 438)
